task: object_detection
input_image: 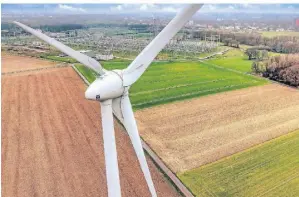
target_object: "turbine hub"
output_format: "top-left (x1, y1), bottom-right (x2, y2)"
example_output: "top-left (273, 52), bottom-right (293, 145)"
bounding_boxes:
top-left (85, 70), bottom-right (124, 101)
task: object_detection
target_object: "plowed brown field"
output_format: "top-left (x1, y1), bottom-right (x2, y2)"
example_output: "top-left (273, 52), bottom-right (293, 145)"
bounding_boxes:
top-left (1, 67), bottom-right (180, 197)
top-left (1, 53), bottom-right (58, 73)
top-left (135, 84), bottom-right (299, 173)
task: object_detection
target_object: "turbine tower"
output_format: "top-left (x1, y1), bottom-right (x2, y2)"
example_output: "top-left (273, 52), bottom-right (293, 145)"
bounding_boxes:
top-left (14, 4), bottom-right (203, 197)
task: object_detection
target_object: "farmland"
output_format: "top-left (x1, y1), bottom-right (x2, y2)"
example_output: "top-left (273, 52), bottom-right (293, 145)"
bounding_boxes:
top-left (135, 84), bottom-right (299, 173)
top-left (205, 49), bottom-right (253, 73)
top-left (261, 31), bottom-right (299, 38)
top-left (2, 52), bottom-right (60, 73)
top-left (1, 56), bottom-right (180, 197)
top-left (76, 58), bottom-right (267, 109)
top-left (3, 5), bottom-right (299, 197)
top-left (178, 129), bottom-right (299, 197)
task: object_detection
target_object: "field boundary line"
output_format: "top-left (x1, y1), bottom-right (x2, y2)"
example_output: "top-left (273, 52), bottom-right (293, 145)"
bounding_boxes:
top-left (253, 74), bottom-right (299, 91)
top-left (132, 82), bottom-right (255, 107)
top-left (72, 64), bottom-right (91, 85)
top-left (2, 64), bottom-right (70, 76)
top-left (199, 60), bottom-right (249, 75)
top-left (198, 48), bottom-right (231, 60)
top-left (131, 79), bottom-right (228, 96)
top-left (71, 64), bottom-right (195, 197)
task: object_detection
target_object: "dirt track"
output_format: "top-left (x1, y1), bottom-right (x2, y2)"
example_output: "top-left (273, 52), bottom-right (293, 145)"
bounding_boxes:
top-left (1, 67), bottom-right (180, 197)
top-left (135, 84), bottom-right (299, 173)
top-left (1, 53), bottom-right (59, 73)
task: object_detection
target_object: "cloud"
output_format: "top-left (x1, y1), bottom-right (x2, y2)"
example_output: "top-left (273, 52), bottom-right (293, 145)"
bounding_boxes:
top-left (115, 5), bottom-right (123, 11)
top-left (139, 4), bottom-right (155, 11)
top-left (201, 4), bottom-right (270, 13)
top-left (140, 4), bottom-right (149, 11)
top-left (107, 4), bottom-right (299, 14)
top-left (228, 5), bottom-right (235, 10)
top-left (207, 5), bottom-right (216, 10)
top-left (110, 4), bottom-right (130, 11)
top-left (243, 3), bottom-right (249, 8)
top-left (109, 4), bottom-right (181, 13)
top-left (161, 6), bottom-right (180, 13)
top-left (2, 3), bottom-right (299, 15)
top-left (58, 4), bottom-right (86, 12)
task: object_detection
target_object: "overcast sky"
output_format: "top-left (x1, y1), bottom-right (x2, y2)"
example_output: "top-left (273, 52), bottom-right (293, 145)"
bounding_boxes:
top-left (2, 4), bottom-right (299, 14)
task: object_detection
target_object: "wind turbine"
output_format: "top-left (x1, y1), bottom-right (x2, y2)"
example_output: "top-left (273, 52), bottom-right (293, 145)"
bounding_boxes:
top-left (14, 4), bottom-right (203, 197)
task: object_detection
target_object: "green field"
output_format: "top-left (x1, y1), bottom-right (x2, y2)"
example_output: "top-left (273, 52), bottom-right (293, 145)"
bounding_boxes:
top-left (43, 55), bottom-right (78, 63)
top-left (178, 129), bottom-right (299, 197)
top-left (205, 49), bottom-right (252, 73)
top-left (74, 63), bottom-right (98, 82)
top-left (261, 31), bottom-right (299, 38)
top-left (75, 59), bottom-right (267, 109)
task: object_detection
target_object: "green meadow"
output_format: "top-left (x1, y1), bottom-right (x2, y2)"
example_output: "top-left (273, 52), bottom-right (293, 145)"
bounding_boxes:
top-left (75, 58), bottom-right (267, 109)
top-left (178, 129), bottom-right (299, 197)
top-left (205, 49), bottom-right (253, 73)
top-left (43, 55), bottom-right (78, 63)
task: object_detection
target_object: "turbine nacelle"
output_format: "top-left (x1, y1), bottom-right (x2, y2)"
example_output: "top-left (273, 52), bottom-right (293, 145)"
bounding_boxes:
top-left (85, 70), bottom-right (124, 101)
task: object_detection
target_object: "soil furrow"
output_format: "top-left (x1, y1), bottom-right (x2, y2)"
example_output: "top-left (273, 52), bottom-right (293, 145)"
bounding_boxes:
top-left (136, 84), bottom-right (299, 173)
top-left (2, 60), bottom-right (180, 197)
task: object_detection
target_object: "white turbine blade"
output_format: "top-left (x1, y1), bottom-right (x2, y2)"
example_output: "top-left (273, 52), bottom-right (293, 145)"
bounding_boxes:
top-left (13, 21), bottom-right (105, 75)
top-left (122, 4), bottom-right (203, 86)
top-left (100, 100), bottom-right (121, 197)
top-left (112, 97), bottom-right (124, 124)
top-left (119, 95), bottom-right (157, 197)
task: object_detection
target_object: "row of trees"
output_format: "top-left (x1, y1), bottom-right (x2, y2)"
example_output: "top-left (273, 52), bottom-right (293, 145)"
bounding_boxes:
top-left (39, 24), bottom-right (84, 32)
top-left (245, 47), bottom-right (269, 60)
top-left (223, 38), bottom-right (240, 48)
top-left (190, 30), bottom-right (299, 54)
top-left (252, 54), bottom-right (299, 87)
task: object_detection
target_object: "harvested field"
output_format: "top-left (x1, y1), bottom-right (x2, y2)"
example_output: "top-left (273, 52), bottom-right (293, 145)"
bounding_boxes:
top-left (1, 67), bottom-right (180, 197)
top-left (135, 84), bottom-right (299, 173)
top-left (1, 53), bottom-right (60, 73)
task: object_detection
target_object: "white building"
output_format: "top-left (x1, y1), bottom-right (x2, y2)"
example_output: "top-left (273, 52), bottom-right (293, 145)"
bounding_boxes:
top-left (95, 53), bottom-right (114, 61)
top-left (59, 50), bottom-right (97, 58)
top-left (78, 50), bottom-right (96, 58)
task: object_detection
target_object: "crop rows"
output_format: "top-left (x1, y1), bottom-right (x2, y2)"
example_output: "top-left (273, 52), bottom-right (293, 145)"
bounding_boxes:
top-left (178, 129), bottom-right (299, 197)
top-left (1, 65), bottom-right (180, 197)
top-left (132, 82), bottom-right (257, 108)
top-left (135, 83), bottom-right (299, 173)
